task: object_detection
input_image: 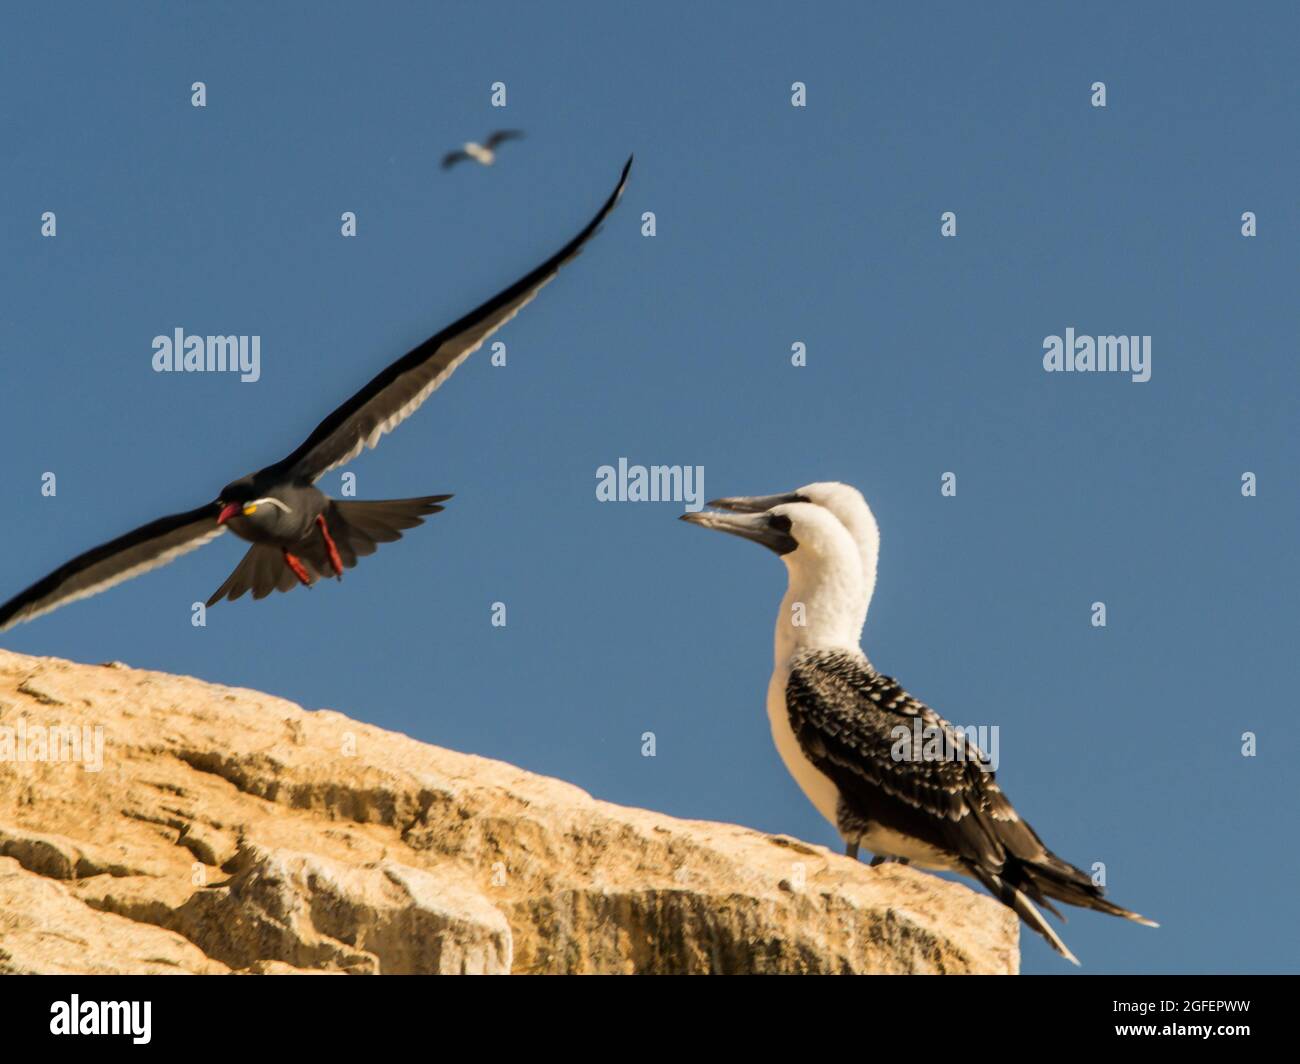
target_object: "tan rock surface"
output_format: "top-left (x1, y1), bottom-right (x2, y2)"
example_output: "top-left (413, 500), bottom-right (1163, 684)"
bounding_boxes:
top-left (0, 649), bottom-right (1018, 974)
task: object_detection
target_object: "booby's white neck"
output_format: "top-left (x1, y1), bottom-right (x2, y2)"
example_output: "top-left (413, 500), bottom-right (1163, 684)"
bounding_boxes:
top-left (772, 536), bottom-right (870, 668)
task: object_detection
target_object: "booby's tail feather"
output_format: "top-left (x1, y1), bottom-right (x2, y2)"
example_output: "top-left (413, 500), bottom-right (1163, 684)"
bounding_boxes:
top-left (1019, 852), bottom-right (1160, 927)
top-left (966, 861), bottom-right (1080, 966)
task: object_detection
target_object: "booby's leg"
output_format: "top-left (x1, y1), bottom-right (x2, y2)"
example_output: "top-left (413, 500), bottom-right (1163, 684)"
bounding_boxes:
top-left (845, 841), bottom-right (859, 860)
top-left (282, 550), bottom-right (312, 586)
top-left (315, 515), bottom-right (345, 578)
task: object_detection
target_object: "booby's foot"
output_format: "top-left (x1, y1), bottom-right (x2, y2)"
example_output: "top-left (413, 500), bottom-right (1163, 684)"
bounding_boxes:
top-left (316, 515), bottom-right (345, 578)
top-left (869, 855), bottom-right (887, 867)
top-left (282, 550), bottom-right (312, 586)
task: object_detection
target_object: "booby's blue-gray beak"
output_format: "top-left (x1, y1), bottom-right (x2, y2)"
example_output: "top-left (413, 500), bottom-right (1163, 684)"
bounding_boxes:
top-left (680, 510), bottom-right (798, 556)
top-left (707, 492), bottom-right (807, 513)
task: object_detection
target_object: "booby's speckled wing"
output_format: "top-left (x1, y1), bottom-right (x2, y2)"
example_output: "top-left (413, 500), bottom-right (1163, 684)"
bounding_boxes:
top-left (784, 648), bottom-right (1044, 870)
top-left (0, 503), bottom-right (224, 632)
top-left (787, 648), bottom-right (1155, 964)
top-left (273, 156), bottom-right (632, 483)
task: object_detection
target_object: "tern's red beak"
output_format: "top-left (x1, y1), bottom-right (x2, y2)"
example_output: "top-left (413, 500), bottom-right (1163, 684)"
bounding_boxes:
top-left (216, 503), bottom-right (241, 526)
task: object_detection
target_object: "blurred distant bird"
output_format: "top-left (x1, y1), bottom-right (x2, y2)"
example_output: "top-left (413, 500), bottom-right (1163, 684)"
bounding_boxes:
top-left (442, 129), bottom-right (525, 169)
top-left (682, 482), bottom-right (1157, 964)
top-left (0, 156), bottom-right (633, 632)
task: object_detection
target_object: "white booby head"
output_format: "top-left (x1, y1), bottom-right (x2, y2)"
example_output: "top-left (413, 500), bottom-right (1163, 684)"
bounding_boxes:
top-left (681, 502), bottom-right (869, 662)
top-left (706, 482), bottom-right (880, 613)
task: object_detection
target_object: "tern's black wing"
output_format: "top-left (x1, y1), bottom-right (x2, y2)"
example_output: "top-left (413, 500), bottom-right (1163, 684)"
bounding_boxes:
top-left (0, 503), bottom-right (224, 631)
top-left (272, 155), bottom-right (632, 483)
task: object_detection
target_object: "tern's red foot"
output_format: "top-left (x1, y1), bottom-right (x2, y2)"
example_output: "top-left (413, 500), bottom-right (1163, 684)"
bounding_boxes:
top-left (283, 550), bottom-right (312, 586)
top-left (316, 514), bottom-right (345, 578)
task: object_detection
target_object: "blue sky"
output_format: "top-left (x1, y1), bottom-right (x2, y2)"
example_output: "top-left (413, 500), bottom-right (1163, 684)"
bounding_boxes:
top-left (1, 2), bottom-right (1296, 973)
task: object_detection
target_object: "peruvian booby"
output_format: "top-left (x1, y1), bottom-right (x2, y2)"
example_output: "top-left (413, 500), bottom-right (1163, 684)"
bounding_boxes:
top-left (441, 130), bottom-right (525, 169)
top-left (0, 156), bottom-right (632, 632)
top-left (681, 489), bottom-right (1155, 964)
